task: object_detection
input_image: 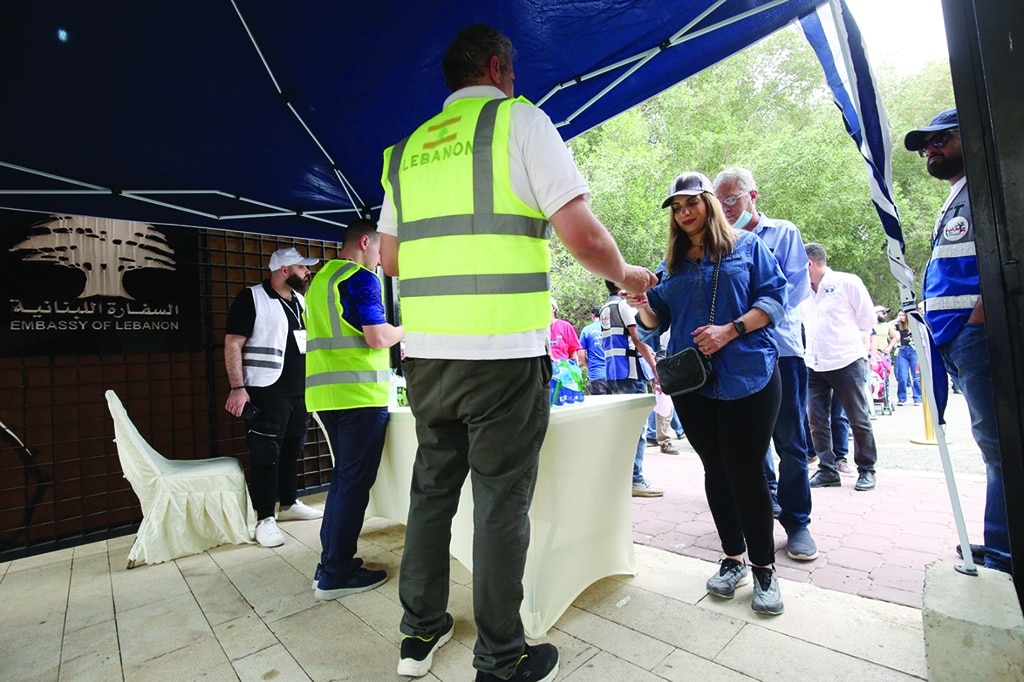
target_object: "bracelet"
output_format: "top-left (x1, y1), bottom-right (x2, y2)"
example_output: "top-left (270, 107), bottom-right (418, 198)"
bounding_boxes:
top-left (230, 386), bottom-right (246, 391)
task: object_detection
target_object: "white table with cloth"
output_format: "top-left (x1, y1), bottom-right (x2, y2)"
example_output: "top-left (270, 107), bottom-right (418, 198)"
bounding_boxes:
top-left (364, 392), bottom-right (655, 637)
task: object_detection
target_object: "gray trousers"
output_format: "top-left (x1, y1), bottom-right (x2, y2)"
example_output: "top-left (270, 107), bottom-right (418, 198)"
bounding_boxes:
top-left (399, 356), bottom-right (552, 677)
top-left (807, 357), bottom-right (878, 475)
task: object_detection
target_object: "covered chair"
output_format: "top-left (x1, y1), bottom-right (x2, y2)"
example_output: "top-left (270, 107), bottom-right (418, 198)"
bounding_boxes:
top-left (105, 390), bottom-right (255, 567)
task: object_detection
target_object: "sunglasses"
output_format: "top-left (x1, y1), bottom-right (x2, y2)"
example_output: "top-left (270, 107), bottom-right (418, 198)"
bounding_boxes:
top-left (917, 128), bottom-right (958, 157)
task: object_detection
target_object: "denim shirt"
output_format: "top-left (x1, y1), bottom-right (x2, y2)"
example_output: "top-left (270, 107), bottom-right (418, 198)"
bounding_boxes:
top-left (646, 230), bottom-right (787, 400)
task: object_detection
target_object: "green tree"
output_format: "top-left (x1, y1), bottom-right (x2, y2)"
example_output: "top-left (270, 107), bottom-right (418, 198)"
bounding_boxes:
top-left (551, 24), bottom-right (954, 330)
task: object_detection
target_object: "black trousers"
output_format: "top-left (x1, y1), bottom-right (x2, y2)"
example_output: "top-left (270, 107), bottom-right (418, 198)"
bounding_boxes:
top-left (672, 365), bottom-right (781, 566)
top-left (244, 388), bottom-right (309, 519)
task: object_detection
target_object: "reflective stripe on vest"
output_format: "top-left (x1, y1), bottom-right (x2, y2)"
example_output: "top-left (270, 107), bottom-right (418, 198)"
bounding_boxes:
top-left (241, 285), bottom-right (297, 387)
top-left (383, 97), bottom-right (550, 356)
top-left (600, 298), bottom-right (639, 381)
top-left (923, 183), bottom-right (978, 345)
top-left (304, 260), bottom-right (390, 410)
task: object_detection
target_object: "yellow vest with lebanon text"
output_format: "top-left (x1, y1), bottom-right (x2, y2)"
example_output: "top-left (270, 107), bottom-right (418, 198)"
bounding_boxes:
top-left (303, 260), bottom-right (389, 410)
top-left (381, 96), bottom-right (551, 356)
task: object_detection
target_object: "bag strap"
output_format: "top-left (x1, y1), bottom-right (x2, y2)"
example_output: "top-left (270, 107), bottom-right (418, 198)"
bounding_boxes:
top-left (708, 259), bottom-right (721, 326)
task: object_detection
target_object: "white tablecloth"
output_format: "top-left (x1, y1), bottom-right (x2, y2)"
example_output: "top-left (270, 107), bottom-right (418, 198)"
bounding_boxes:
top-left (365, 393), bottom-right (655, 637)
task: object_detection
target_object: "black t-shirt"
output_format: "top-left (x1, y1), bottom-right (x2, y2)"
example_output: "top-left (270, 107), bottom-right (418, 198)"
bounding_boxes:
top-left (899, 326), bottom-right (912, 347)
top-left (226, 280), bottom-right (305, 395)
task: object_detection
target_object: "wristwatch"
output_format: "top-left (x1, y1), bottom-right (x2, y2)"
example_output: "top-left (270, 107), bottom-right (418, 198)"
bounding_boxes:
top-left (732, 319), bottom-right (747, 336)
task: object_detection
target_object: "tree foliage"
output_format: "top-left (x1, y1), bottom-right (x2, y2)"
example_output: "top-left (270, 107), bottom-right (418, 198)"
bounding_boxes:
top-left (552, 25), bottom-right (954, 330)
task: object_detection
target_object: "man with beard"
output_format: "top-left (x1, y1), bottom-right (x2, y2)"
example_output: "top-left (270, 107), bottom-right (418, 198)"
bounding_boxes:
top-left (905, 108), bottom-right (1011, 574)
top-left (225, 247), bottom-right (324, 548)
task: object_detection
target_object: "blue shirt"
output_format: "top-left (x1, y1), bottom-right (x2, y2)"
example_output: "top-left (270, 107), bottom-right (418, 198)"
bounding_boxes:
top-left (339, 267), bottom-right (387, 331)
top-left (744, 213), bottom-right (810, 358)
top-left (579, 320), bottom-right (605, 380)
top-left (646, 230), bottom-right (787, 400)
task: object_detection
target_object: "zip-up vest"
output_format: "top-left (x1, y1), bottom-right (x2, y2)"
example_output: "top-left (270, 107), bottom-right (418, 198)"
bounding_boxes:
top-left (600, 297), bottom-right (641, 381)
top-left (381, 96), bottom-right (550, 359)
top-left (303, 260), bottom-right (390, 410)
top-left (242, 285), bottom-right (303, 387)
top-left (923, 182), bottom-right (978, 345)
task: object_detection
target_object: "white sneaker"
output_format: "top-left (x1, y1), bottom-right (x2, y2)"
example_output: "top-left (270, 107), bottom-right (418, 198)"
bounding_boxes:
top-left (277, 500), bottom-right (323, 521)
top-left (632, 480), bottom-right (664, 497)
top-left (255, 517), bottom-right (285, 547)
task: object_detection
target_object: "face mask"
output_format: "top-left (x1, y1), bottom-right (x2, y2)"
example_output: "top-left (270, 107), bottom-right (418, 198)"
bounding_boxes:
top-left (731, 210), bottom-right (753, 230)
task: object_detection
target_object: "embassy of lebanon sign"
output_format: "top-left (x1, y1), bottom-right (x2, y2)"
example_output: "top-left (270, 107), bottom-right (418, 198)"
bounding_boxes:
top-left (1, 213), bottom-right (200, 356)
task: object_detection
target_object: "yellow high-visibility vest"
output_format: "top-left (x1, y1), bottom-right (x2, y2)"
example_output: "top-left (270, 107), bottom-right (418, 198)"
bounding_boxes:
top-left (304, 260), bottom-right (389, 410)
top-left (382, 96), bottom-right (550, 356)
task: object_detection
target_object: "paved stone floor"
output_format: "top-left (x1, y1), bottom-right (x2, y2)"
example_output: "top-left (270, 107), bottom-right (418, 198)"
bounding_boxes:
top-left (0, 513), bottom-right (928, 681)
top-left (0, 390), bottom-right (993, 680)
top-left (633, 391), bottom-right (987, 610)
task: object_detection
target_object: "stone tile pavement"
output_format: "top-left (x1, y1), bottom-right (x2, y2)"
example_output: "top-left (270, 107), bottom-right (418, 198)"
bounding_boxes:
top-left (0, 508), bottom-right (928, 681)
top-left (633, 396), bottom-right (988, 610)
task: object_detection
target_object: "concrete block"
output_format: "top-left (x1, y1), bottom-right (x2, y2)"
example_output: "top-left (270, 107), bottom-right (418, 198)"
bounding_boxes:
top-left (922, 561), bottom-right (1024, 680)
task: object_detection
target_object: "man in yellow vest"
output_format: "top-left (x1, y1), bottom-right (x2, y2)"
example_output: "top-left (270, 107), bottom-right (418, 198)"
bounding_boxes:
top-left (379, 24), bottom-right (656, 682)
top-left (303, 220), bottom-right (404, 599)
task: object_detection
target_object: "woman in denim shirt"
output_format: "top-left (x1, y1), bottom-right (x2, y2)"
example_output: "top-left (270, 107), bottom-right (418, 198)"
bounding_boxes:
top-left (631, 172), bottom-right (788, 615)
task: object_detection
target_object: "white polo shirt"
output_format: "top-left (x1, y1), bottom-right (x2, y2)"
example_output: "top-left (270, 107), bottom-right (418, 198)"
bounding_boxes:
top-left (802, 268), bottom-right (876, 372)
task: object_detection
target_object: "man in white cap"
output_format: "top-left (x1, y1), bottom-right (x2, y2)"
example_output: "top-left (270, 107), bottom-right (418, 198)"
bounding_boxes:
top-left (224, 246), bottom-right (324, 547)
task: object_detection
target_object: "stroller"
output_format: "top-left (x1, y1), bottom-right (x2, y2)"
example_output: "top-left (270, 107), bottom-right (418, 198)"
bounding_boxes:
top-left (869, 350), bottom-right (895, 415)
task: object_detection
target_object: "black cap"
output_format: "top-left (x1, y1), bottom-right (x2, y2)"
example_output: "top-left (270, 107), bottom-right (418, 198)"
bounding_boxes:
top-left (904, 108), bottom-right (958, 152)
top-left (661, 172), bottom-right (714, 208)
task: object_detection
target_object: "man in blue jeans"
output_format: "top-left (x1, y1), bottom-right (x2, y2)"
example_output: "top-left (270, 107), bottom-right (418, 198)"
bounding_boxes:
top-left (905, 108), bottom-right (1012, 573)
top-left (803, 243), bottom-right (879, 492)
top-left (715, 168), bottom-right (817, 561)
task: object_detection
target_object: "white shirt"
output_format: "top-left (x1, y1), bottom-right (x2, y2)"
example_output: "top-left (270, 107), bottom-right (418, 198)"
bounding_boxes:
top-left (802, 268), bottom-right (876, 372)
top-left (378, 85), bottom-right (589, 236)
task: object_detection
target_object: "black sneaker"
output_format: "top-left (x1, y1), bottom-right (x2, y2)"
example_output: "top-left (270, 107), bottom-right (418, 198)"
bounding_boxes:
top-left (313, 566), bottom-right (386, 600)
top-left (475, 643), bottom-right (559, 682)
top-left (397, 613), bottom-right (454, 677)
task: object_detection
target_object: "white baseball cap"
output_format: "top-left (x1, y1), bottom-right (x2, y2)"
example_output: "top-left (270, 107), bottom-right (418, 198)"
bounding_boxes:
top-left (268, 247), bottom-right (318, 270)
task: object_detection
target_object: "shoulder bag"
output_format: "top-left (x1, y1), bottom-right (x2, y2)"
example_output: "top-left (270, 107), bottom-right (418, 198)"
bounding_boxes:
top-left (656, 259), bottom-right (720, 396)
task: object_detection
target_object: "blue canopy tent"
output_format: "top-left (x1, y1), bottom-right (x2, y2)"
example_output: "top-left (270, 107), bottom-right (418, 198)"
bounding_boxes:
top-left (2, 0), bottom-right (878, 241)
top-left (3, 0), bottom-right (1000, 578)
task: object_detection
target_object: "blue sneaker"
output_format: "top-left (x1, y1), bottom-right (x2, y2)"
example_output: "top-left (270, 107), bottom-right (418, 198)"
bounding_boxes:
top-left (311, 558), bottom-right (363, 589)
top-left (785, 526), bottom-right (819, 561)
top-left (314, 566), bottom-right (386, 600)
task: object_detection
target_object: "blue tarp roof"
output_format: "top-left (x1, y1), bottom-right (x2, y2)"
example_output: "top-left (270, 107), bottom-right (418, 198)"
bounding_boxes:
top-left (1, 1), bottom-right (822, 240)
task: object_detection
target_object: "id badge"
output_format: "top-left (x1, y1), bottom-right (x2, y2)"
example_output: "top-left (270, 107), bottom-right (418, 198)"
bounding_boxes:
top-left (293, 329), bottom-right (307, 354)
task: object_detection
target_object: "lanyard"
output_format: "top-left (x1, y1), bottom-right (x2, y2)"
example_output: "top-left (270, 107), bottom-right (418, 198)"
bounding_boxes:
top-left (280, 296), bottom-right (303, 329)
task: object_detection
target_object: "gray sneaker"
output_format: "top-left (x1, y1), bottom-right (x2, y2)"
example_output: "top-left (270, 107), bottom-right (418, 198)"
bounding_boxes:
top-left (785, 526), bottom-right (819, 561)
top-left (706, 558), bottom-right (749, 598)
top-left (631, 480), bottom-right (664, 497)
top-left (751, 566), bottom-right (784, 615)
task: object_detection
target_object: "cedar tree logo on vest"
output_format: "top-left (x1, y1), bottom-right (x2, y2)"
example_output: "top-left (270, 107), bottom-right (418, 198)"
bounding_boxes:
top-left (403, 116), bottom-right (474, 170)
top-left (942, 216), bottom-right (969, 242)
top-left (10, 215), bottom-right (176, 299)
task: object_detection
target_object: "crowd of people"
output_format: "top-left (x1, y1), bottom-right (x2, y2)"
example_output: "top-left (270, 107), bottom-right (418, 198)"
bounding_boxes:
top-left (219, 21), bottom-right (1010, 682)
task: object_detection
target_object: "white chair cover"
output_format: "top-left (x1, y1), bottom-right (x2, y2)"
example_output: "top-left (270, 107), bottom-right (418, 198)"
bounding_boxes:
top-left (105, 390), bottom-right (255, 567)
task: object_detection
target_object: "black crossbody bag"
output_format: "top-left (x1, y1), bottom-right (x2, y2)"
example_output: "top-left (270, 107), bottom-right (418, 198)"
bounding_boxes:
top-left (656, 260), bottom-right (720, 396)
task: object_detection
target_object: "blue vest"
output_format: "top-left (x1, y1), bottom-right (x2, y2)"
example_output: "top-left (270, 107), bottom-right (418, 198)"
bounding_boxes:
top-left (923, 182), bottom-right (979, 345)
top-left (600, 297), bottom-right (641, 381)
